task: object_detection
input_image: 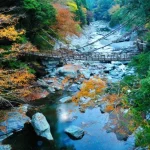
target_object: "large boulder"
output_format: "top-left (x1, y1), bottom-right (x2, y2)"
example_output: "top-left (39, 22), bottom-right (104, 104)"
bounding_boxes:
top-left (0, 105), bottom-right (30, 142)
top-left (79, 69), bottom-right (91, 79)
top-left (65, 125), bottom-right (84, 139)
top-left (31, 113), bottom-right (53, 141)
top-left (59, 96), bottom-right (72, 103)
top-left (67, 84), bottom-right (79, 92)
top-left (56, 64), bottom-right (81, 79)
top-left (0, 145), bottom-right (11, 150)
top-left (104, 64), bottom-right (115, 73)
top-left (37, 79), bottom-right (49, 88)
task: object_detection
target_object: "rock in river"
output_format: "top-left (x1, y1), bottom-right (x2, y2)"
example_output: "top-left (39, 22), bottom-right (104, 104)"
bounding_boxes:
top-left (0, 145), bottom-right (11, 150)
top-left (0, 105), bottom-right (30, 142)
top-left (31, 113), bottom-right (53, 141)
top-left (65, 125), bottom-right (84, 140)
top-left (56, 64), bottom-right (81, 79)
top-left (79, 69), bottom-right (91, 79)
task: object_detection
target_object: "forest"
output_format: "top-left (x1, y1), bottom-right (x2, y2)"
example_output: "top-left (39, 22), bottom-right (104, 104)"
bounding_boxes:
top-left (0, 0), bottom-right (150, 150)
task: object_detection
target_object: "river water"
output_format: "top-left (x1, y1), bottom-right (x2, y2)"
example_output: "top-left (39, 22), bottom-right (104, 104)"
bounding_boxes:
top-left (2, 21), bottom-right (137, 150)
top-left (3, 92), bottom-right (135, 150)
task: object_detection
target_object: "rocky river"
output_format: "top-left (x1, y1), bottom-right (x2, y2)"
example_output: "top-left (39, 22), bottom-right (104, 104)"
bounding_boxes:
top-left (0, 21), bottom-right (139, 150)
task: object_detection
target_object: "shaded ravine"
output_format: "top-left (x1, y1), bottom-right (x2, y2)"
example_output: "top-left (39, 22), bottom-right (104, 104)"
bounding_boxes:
top-left (3, 92), bottom-right (135, 150)
top-left (1, 20), bottom-right (138, 150)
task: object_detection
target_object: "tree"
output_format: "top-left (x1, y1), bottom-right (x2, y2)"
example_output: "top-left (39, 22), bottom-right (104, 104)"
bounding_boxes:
top-left (21, 0), bottom-right (56, 49)
top-left (93, 0), bottom-right (114, 21)
top-left (52, 3), bottom-right (80, 37)
top-left (72, 76), bottom-right (106, 103)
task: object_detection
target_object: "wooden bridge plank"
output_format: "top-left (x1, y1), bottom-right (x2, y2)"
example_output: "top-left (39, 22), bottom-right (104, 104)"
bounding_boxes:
top-left (20, 51), bottom-right (139, 62)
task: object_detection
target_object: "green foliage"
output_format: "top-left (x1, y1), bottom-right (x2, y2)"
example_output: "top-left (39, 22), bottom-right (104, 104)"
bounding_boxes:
top-left (33, 32), bottom-right (54, 50)
top-left (23, 0), bottom-right (40, 10)
top-left (2, 59), bottom-right (35, 73)
top-left (74, 0), bottom-right (87, 26)
top-left (21, 0), bottom-right (56, 49)
top-left (136, 126), bottom-right (150, 147)
top-left (121, 52), bottom-right (150, 148)
top-left (109, 8), bottom-right (122, 27)
top-left (93, 0), bottom-right (113, 21)
top-left (17, 35), bottom-right (28, 43)
top-left (23, 0), bottom-right (56, 26)
top-left (130, 52), bottom-right (150, 78)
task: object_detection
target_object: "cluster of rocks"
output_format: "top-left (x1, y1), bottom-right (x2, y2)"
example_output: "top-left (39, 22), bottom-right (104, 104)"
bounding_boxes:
top-left (0, 105), bottom-right (30, 142)
top-left (0, 106), bottom-right (54, 148)
top-left (41, 59), bottom-right (135, 96)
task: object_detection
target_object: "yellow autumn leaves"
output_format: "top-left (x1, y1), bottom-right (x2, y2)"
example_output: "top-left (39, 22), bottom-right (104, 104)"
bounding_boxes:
top-left (0, 26), bottom-right (25, 41)
top-left (0, 14), bottom-right (25, 41)
top-left (72, 76), bottom-right (106, 103)
top-left (0, 69), bottom-right (35, 98)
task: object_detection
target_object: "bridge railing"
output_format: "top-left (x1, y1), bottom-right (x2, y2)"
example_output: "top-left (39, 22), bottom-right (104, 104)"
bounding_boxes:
top-left (20, 51), bottom-right (139, 61)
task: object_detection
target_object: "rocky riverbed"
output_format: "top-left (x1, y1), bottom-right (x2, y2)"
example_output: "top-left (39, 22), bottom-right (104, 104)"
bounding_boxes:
top-left (0, 21), bottom-right (139, 150)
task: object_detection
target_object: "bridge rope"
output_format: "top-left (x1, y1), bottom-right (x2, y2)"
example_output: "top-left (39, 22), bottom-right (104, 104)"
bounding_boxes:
top-left (80, 18), bottom-right (150, 54)
top-left (73, 15), bottom-right (137, 51)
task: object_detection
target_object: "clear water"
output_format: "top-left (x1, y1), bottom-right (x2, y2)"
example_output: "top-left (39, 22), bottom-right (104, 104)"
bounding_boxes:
top-left (3, 92), bottom-right (135, 150)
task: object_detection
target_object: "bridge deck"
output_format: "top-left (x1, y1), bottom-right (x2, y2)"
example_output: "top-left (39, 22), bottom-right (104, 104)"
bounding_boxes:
top-left (20, 51), bottom-right (139, 62)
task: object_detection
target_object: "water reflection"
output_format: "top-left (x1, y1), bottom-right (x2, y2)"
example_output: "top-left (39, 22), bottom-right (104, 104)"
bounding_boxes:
top-left (3, 93), bottom-right (135, 150)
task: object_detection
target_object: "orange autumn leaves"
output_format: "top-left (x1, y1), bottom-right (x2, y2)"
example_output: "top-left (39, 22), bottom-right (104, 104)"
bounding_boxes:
top-left (103, 94), bottom-right (120, 112)
top-left (72, 76), bottom-right (122, 113)
top-left (52, 4), bottom-right (80, 37)
top-left (0, 69), bottom-right (37, 99)
top-left (0, 26), bottom-right (25, 41)
top-left (0, 14), bottom-right (25, 41)
top-left (72, 76), bottom-right (106, 103)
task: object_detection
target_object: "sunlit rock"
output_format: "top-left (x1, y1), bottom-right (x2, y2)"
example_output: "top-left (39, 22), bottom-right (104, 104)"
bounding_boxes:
top-left (31, 113), bottom-right (53, 141)
top-left (0, 105), bottom-right (30, 142)
top-left (65, 125), bottom-right (84, 139)
top-left (79, 69), bottom-right (91, 79)
top-left (56, 64), bottom-right (81, 79)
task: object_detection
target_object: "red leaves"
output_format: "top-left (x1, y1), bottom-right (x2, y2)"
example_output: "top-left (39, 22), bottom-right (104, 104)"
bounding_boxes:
top-left (52, 4), bottom-right (80, 37)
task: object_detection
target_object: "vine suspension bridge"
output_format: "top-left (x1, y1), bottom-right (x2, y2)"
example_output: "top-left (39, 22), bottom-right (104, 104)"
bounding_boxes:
top-left (20, 50), bottom-right (139, 62)
top-left (20, 13), bottom-right (146, 62)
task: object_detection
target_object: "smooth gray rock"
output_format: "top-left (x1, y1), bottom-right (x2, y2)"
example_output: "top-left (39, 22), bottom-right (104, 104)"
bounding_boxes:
top-left (59, 96), bottom-right (72, 103)
top-left (0, 145), bottom-right (11, 150)
top-left (79, 97), bottom-right (91, 105)
top-left (80, 69), bottom-right (91, 79)
top-left (110, 70), bottom-right (119, 76)
top-left (65, 125), bottom-right (84, 139)
top-left (68, 84), bottom-right (79, 92)
top-left (115, 132), bottom-right (129, 141)
top-left (56, 66), bottom-right (79, 79)
top-left (47, 87), bottom-right (55, 93)
top-left (37, 79), bottom-right (49, 88)
top-left (104, 64), bottom-right (115, 73)
top-left (31, 113), bottom-right (53, 141)
top-left (0, 105), bottom-right (30, 141)
top-left (111, 41), bottom-right (136, 50)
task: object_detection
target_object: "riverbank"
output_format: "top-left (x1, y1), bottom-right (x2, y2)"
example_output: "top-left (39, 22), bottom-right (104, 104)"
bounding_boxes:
top-left (0, 20), bottom-right (139, 150)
